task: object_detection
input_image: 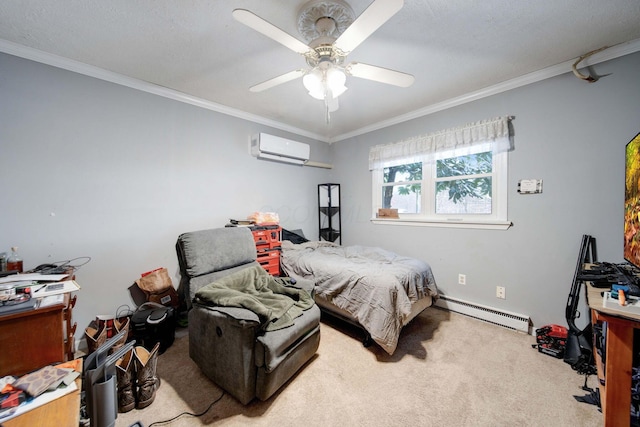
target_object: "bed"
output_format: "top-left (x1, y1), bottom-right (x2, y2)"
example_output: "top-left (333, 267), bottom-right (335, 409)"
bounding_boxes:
top-left (280, 230), bottom-right (438, 355)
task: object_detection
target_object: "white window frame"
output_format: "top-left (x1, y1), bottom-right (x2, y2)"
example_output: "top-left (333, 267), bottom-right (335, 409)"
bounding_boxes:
top-left (370, 118), bottom-right (513, 230)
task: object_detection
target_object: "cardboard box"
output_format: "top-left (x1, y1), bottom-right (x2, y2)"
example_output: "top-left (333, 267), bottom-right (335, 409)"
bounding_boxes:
top-left (377, 208), bottom-right (399, 218)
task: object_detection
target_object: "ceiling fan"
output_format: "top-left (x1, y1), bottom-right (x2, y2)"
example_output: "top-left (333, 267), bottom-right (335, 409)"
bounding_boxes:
top-left (232, 0), bottom-right (414, 120)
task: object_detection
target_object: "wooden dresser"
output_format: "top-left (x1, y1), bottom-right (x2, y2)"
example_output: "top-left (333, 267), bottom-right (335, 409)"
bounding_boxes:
top-left (0, 293), bottom-right (77, 377)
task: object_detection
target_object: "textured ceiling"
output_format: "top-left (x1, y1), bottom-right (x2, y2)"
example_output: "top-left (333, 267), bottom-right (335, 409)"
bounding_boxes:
top-left (1, 0), bottom-right (640, 142)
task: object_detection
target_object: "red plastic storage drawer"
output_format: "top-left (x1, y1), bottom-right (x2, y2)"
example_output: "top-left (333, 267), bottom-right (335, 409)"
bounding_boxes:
top-left (257, 249), bottom-right (280, 276)
top-left (251, 226), bottom-right (281, 276)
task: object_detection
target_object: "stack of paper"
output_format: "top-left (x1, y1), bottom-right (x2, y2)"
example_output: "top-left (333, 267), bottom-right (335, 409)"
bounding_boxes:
top-left (0, 273), bottom-right (70, 285)
top-left (31, 280), bottom-right (81, 297)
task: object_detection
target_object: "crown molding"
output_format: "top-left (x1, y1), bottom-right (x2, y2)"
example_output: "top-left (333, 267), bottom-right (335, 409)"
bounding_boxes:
top-left (0, 39), bottom-right (330, 143)
top-left (2, 37), bottom-right (639, 145)
top-left (330, 37), bottom-right (640, 143)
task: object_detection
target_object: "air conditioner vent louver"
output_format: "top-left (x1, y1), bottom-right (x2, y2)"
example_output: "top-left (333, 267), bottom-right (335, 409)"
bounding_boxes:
top-left (251, 133), bottom-right (310, 165)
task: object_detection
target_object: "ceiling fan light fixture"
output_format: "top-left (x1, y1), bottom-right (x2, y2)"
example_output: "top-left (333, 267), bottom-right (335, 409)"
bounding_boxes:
top-left (326, 67), bottom-right (347, 96)
top-left (303, 66), bottom-right (347, 101)
top-left (236, 0), bottom-right (411, 121)
top-left (308, 89), bottom-right (326, 100)
top-left (303, 69), bottom-right (324, 98)
top-left (331, 84), bottom-right (347, 98)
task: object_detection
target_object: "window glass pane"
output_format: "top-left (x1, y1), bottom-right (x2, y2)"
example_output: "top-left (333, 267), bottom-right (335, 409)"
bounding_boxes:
top-left (437, 152), bottom-right (492, 178)
top-left (384, 162), bottom-right (422, 183)
top-left (436, 178), bottom-right (492, 214)
top-left (382, 184), bottom-right (421, 213)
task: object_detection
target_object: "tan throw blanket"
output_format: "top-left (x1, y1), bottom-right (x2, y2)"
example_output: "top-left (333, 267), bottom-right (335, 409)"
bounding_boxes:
top-left (194, 264), bottom-right (314, 331)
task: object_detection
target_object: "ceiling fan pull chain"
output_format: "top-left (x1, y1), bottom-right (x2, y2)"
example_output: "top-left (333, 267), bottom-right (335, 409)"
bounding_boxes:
top-left (325, 102), bottom-right (331, 124)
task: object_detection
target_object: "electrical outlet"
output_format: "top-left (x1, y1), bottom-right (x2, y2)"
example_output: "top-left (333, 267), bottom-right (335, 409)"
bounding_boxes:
top-left (496, 286), bottom-right (506, 299)
top-left (458, 274), bottom-right (466, 285)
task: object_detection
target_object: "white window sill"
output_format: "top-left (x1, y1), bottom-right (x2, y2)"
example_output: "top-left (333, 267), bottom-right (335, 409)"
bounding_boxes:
top-left (370, 217), bottom-right (513, 230)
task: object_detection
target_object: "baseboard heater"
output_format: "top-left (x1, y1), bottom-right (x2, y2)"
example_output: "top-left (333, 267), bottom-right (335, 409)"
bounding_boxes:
top-left (435, 295), bottom-right (530, 333)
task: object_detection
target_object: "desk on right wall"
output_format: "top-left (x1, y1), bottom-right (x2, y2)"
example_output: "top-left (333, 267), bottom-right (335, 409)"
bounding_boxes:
top-left (587, 282), bottom-right (640, 427)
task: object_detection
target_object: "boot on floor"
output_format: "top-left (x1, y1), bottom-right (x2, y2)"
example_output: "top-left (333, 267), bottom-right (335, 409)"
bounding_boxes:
top-left (84, 320), bottom-right (107, 354)
top-left (134, 343), bottom-right (161, 409)
top-left (115, 348), bottom-right (136, 413)
top-left (109, 317), bottom-right (130, 354)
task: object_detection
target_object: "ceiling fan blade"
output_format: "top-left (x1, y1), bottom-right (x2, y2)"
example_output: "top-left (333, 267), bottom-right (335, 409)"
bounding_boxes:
top-left (249, 69), bottom-right (306, 92)
top-left (346, 62), bottom-right (414, 87)
top-left (232, 9), bottom-right (311, 55)
top-left (334, 0), bottom-right (403, 54)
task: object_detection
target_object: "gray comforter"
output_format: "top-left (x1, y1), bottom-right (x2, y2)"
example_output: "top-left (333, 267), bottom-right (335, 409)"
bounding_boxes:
top-left (281, 240), bottom-right (438, 354)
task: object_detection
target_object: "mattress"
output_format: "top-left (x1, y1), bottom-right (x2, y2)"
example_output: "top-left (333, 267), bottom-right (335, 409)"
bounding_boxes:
top-left (280, 240), bottom-right (438, 354)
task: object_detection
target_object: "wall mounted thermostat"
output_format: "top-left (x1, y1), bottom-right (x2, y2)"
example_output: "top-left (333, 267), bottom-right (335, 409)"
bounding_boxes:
top-left (518, 179), bottom-right (543, 194)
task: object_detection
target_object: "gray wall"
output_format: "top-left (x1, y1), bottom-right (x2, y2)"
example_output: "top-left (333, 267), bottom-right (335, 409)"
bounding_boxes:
top-left (0, 53), bottom-right (331, 334)
top-left (2, 50), bottom-right (639, 341)
top-left (332, 51), bottom-right (640, 328)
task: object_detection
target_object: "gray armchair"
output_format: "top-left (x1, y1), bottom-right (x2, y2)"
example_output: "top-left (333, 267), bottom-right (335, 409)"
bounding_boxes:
top-left (176, 227), bottom-right (321, 404)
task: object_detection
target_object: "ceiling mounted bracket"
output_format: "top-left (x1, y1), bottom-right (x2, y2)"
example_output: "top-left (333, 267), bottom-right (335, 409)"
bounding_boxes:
top-left (297, 0), bottom-right (355, 43)
top-left (305, 45), bottom-right (345, 68)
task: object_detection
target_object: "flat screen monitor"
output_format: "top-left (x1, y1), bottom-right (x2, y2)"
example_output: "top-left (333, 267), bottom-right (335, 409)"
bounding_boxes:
top-left (624, 132), bottom-right (640, 268)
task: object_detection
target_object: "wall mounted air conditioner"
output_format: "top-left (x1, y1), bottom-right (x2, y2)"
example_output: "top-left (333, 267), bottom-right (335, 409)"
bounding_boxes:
top-left (251, 133), bottom-right (310, 165)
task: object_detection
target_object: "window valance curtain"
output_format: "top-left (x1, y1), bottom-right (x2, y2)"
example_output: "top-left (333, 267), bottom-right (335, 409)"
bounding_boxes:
top-left (368, 116), bottom-right (513, 170)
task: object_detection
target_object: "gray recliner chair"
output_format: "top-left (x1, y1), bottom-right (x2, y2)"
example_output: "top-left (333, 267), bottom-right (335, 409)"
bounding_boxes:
top-left (176, 227), bottom-right (321, 404)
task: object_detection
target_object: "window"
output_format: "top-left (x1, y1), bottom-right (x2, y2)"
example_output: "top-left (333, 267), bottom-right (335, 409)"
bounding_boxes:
top-left (436, 150), bottom-right (492, 214)
top-left (382, 162), bottom-right (422, 213)
top-left (370, 117), bottom-right (512, 229)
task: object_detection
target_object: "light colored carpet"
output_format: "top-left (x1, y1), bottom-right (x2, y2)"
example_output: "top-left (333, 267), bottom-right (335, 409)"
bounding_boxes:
top-left (115, 308), bottom-right (602, 427)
